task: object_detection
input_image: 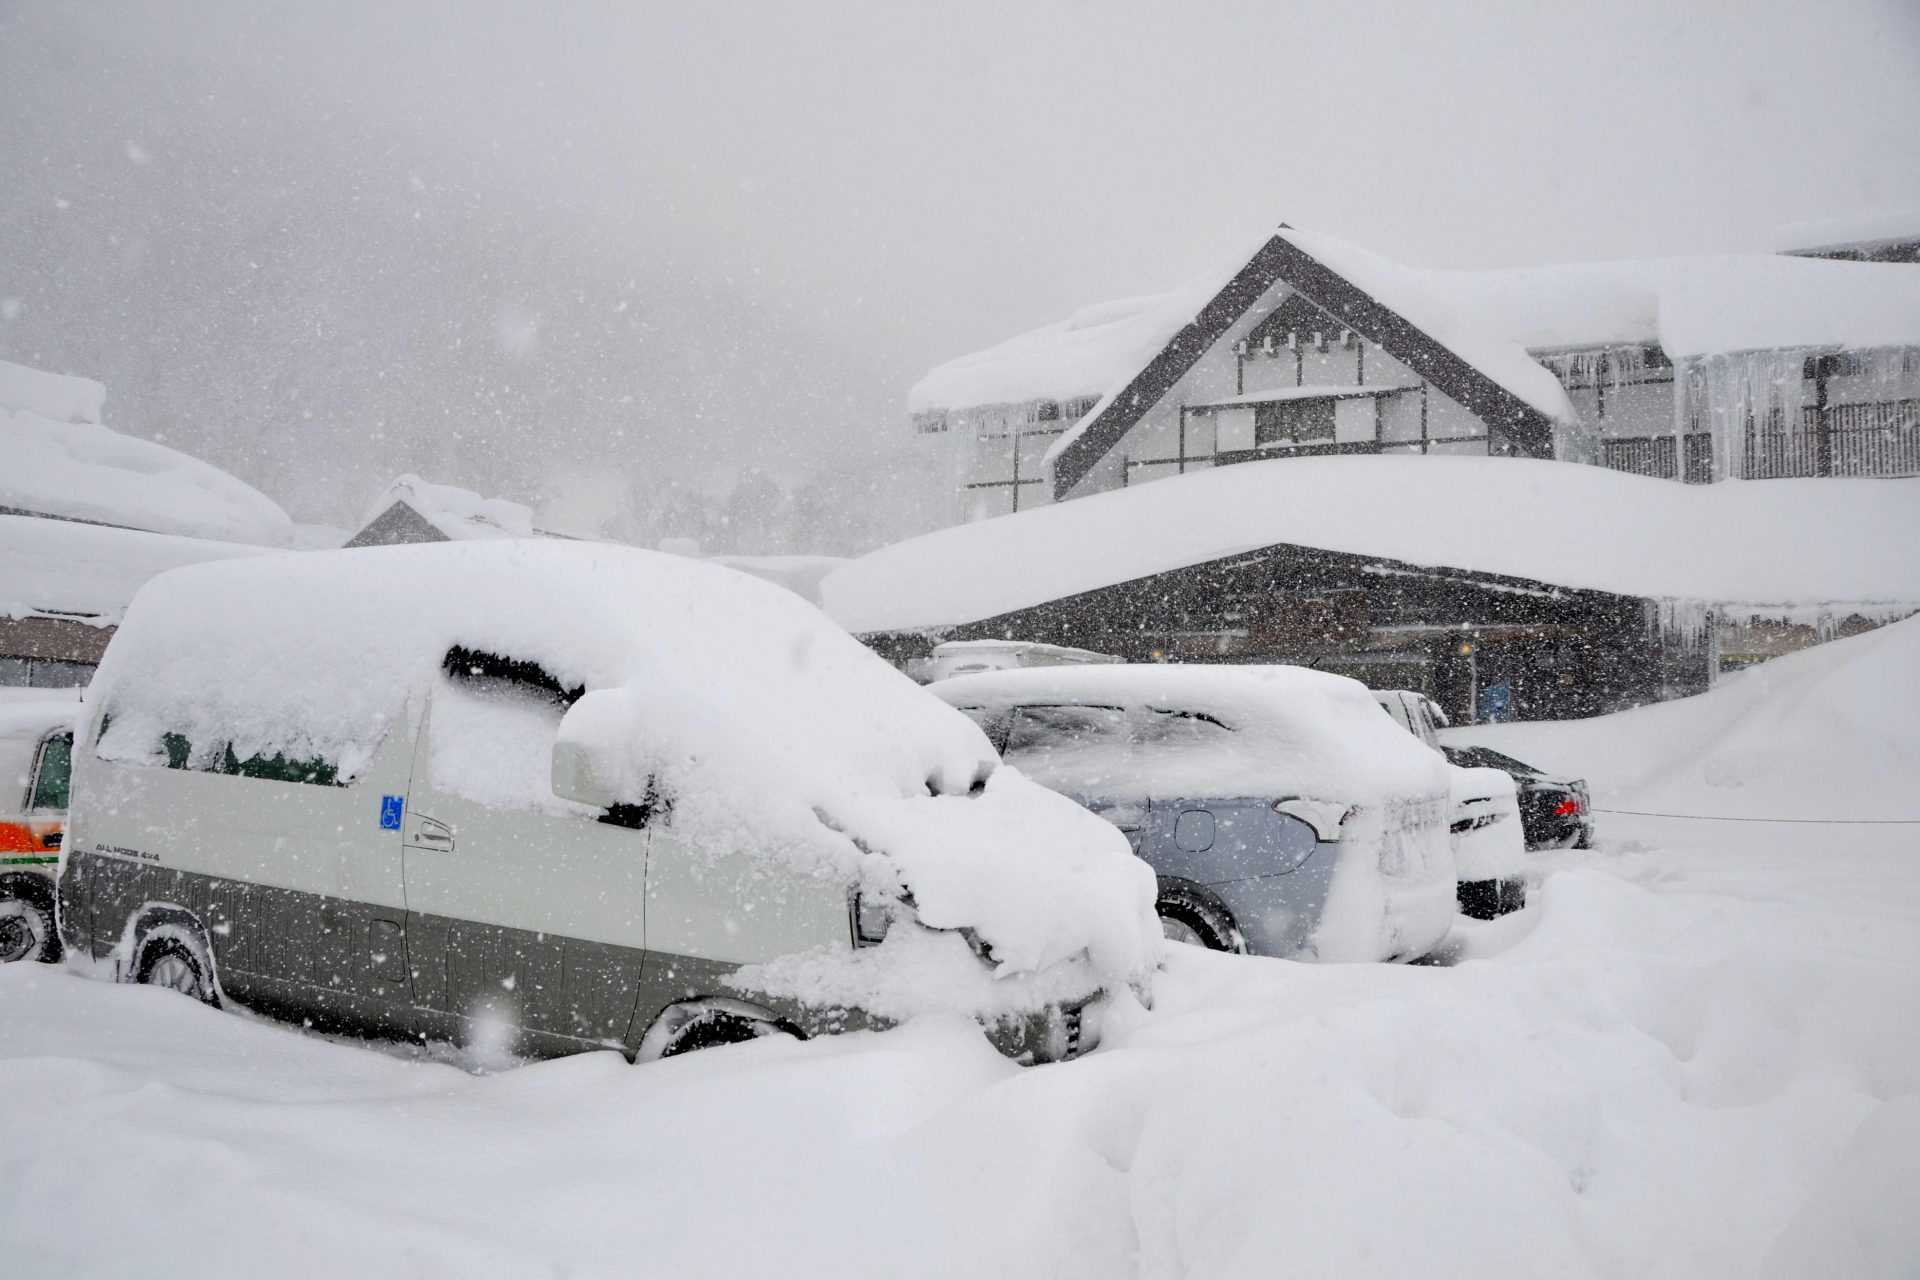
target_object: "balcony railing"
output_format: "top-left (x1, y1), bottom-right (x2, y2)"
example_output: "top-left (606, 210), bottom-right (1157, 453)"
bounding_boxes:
top-left (1746, 401), bottom-right (1920, 478)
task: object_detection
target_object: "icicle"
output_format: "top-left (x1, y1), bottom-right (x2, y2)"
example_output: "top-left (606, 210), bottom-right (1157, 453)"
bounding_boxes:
top-left (1688, 350), bottom-right (1810, 480)
top-left (1654, 598), bottom-right (1712, 647)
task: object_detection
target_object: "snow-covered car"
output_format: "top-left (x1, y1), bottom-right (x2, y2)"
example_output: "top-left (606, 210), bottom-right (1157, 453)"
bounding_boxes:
top-left (1373, 689), bottom-right (1529, 918)
top-left (931, 665), bottom-right (1459, 963)
top-left (0, 701), bottom-right (79, 963)
top-left (56, 542), bottom-right (1160, 1064)
top-left (906, 638), bottom-right (1121, 684)
top-left (1441, 744), bottom-right (1594, 850)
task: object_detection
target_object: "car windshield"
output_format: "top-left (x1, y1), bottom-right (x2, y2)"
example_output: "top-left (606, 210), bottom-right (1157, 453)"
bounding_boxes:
top-left (1453, 745), bottom-right (1538, 775)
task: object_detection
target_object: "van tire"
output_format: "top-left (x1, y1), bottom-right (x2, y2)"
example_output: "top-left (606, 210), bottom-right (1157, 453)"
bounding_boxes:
top-left (658, 1008), bottom-right (790, 1059)
top-left (1155, 885), bottom-right (1245, 953)
top-left (135, 935), bottom-right (219, 1007)
top-left (0, 894), bottom-right (55, 965)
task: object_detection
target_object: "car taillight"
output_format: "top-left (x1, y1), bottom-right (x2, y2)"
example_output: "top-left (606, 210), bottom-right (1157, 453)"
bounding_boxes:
top-left (1553, 797), bottom-right (1584, 816)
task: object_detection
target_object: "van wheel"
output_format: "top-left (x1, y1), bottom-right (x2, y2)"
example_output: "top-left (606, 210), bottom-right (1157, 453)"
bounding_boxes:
top-left (660, 1009), bottom-right (789, 1059)
top-left (1155, 888), bottom-right (1244, 953)
top-left (0, 896), bottom-right (54, 964)
top-left (135, 936), bottom-right (219, 1006)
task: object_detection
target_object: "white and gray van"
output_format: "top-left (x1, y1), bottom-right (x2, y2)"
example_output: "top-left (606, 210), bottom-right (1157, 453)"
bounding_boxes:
top-left (57, 541), bottom-right (1159, 1064)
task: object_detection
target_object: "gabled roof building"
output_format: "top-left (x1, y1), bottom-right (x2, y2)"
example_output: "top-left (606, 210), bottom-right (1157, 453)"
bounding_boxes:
top-left (912, 224), bottom-right (1920, 522)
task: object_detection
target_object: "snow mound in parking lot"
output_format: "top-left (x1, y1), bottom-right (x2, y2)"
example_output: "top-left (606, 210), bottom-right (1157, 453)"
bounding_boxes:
top-left (88, 541), bottom-right (1161, 1004)
top-left (1449, 612), bottom-right (1920, 824)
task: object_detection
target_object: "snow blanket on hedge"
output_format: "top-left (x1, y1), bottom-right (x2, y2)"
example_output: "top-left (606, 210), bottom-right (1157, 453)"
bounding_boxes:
top-left (89, 539), bottom-right (1160, 1010)
top-left (0, 409), bottom-right (293, 546)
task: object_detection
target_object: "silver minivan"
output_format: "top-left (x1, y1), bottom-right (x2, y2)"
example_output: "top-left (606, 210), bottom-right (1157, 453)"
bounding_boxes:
top-left (57, 542), bottom-right (1158, 1064)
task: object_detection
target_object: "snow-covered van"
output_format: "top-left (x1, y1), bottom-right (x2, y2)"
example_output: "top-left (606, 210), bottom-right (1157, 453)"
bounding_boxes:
top-left (1, 701), bottom-right (79, 963)
top-left (932, 665), bottom-right (1460, 963)
top-left (1372, 690), bottom-right (1528, 919)
top-left (57, 542), bottom-right (1160, 1063)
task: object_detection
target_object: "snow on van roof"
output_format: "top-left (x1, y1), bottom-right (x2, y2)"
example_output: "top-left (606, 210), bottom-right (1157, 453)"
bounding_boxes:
top-left (820, 456), bottom-right (1920, 635)
top-left (91, 540), bottom-right (1159, 999)
top-left (0, 513), bottom-right (274, 624)
top-left (1, 412), bottom-right (295, 546)
top-left (930, 663), bottom-right (1451, 808)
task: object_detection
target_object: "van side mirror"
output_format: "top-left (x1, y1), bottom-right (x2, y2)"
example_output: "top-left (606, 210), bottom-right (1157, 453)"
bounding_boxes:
top-left (552, 740), bottom-right (619, 809)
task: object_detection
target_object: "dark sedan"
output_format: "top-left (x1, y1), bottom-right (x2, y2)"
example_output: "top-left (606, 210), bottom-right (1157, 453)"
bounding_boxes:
top-left (1440, 745), bottom-right (1594, 850)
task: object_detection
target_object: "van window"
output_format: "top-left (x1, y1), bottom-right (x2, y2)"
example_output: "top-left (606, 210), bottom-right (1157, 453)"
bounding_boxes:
top-left (430, 648), bottom-right (595, 817)
top-left (139, 728), bottom-right (342, 786)
top-left (29, 734), bottom-right (72, 811)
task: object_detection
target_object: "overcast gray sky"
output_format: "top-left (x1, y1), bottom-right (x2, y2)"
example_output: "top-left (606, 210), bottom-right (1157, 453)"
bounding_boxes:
top-left (3, 0), bottom-right (1917, 542)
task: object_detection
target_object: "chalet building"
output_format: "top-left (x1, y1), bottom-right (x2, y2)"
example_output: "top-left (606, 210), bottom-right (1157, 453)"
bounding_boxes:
top-left (821, 457), bottom-right (1919, 723)
top-left (913, 223), bottom-right (1920, 522)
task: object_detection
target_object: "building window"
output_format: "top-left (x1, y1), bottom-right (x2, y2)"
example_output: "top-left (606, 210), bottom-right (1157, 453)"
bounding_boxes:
top-left (1255, 399), bottom-right (1336, 446)
top-left (0, 657), bottom-right (97, 689)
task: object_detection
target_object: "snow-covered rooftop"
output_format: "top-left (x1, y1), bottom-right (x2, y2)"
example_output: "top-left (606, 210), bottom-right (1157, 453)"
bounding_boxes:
top-left (1439, 252), bottom-right (1920, 358)
top-left (1275, 228), bottom-right (1577, 421)
top-left (0, 512), bottom-right (276, 625)
top-left (0, 357), bottom-right (105, 425)
top-left (1775, 208), bottom-right (1920, 256)
top-left (820, 457), bottom-right (1920, 634)
top-left (0, 413), bottom-right (295, 547)
top-left (907, 241), bottom-right (1263, 415)
top-left (359, 474), bottom-right (536, 541)
top-left (909, 224), bottom-right (1920, 444)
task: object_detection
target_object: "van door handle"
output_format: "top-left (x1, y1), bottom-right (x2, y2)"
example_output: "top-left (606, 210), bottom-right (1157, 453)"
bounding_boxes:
top-left (407, 815), bottom-right (455, 851)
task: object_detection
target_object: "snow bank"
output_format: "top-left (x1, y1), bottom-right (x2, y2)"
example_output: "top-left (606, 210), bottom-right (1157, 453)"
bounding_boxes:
top-left (360, 474), bottom-right (534, 540)
top-left (0, 412), bottom-right (294, 546)
top-left (91, 541), bottom-right (1160, 1007)
top-left (1445, 612), bottom-right (1920, 824)
top-left (822, 456), bottom-right (1920, 633)
top-left (0, 357), bottom-right (104, 424)
top-left (0, 512), bottom-right (273, 623)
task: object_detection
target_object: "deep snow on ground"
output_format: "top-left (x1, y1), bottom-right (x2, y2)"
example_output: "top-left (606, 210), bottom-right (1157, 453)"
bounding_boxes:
top-left (5, 626), bottom-right (1920, 1278)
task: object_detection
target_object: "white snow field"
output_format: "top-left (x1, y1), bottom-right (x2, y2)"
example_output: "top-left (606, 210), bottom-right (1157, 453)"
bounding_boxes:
top-left (5, 621), bottom-right (1920, 1279)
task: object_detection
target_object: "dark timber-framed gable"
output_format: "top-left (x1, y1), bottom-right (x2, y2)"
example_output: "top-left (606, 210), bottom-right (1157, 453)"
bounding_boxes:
top-left (1049, 225), bottom-right (1562, 498)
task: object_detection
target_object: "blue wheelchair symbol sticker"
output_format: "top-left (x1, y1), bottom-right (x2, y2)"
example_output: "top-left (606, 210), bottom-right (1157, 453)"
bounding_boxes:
top-left (380, 795), bottom-right (405, 831)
